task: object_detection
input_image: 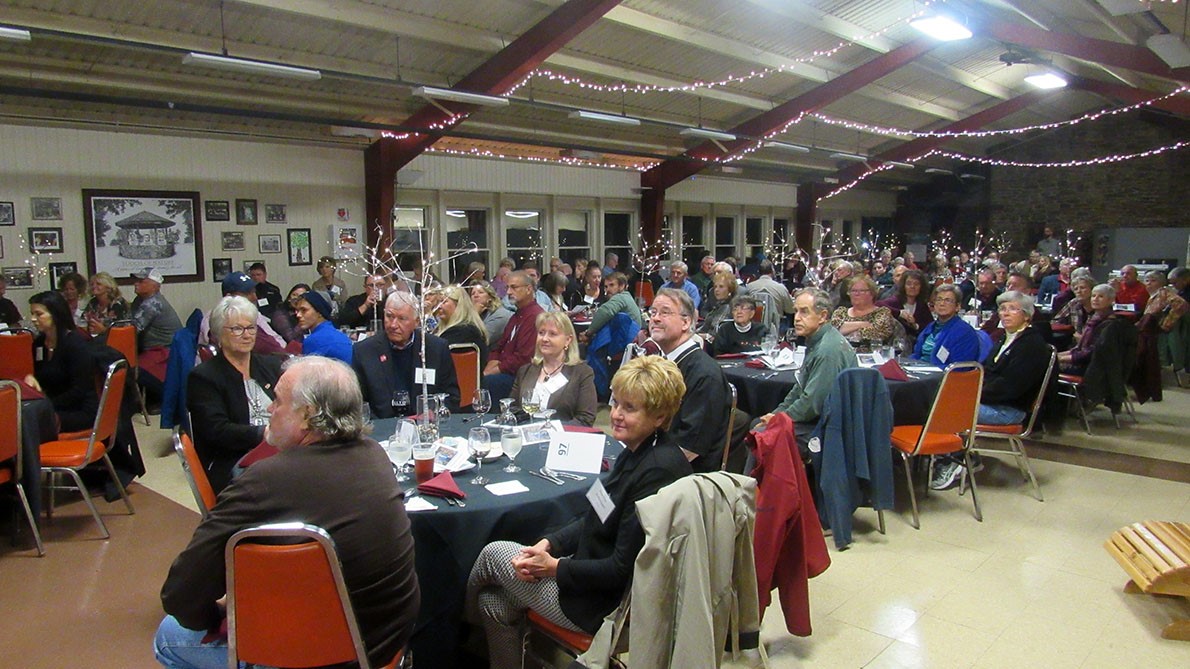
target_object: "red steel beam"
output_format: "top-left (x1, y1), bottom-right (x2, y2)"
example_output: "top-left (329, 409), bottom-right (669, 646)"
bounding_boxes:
top-left (366, 0), bottom-right (621, 245)
top-left (1069, 77), bottom-right (1190, 117)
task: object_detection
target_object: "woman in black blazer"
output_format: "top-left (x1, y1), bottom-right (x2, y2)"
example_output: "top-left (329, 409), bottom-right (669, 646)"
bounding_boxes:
top-left (187, 296), bottom-right (283, 493)
top-left (25, 291), bottom-right (98, 432)
top-left (434, 284), bottom-right (490, 369)
top-left (467, 356), bottom-right (693, 668)
top-left (508, 311), bottom-right (598, 426)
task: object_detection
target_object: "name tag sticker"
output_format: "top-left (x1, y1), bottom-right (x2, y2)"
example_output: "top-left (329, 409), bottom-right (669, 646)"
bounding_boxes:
top-left (586, 479), bottom-right (615, 524)
top-left (937, 345), bottom-right (950, 364)
top-left (35, 347), bottom-right (45, 362)
top-left (414, 367), bottom-right (437, 385)
top-left (257, 298), bottom-right (269, 307)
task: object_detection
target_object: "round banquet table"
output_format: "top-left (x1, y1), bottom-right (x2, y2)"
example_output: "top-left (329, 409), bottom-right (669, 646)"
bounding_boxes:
top-left (372, 414), bottom-right (618, 667)
top-left (718, 358), bottom-right (944, 425)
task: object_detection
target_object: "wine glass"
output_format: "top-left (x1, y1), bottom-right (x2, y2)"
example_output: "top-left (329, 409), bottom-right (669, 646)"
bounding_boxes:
top-left (471, 388), bottom-right (491, 423)
top-left (760, 333), bottom-right (778, 359)
top-left (468, 427), bottom-right (492, 485)
top-left (537, 408), bottom-right (557, 450)
top-left (435, 392), bottom-right (452, 420)
top-left (498, 398), bottom-right (517, 426)
top-left (501, 426), bottom-right (523, 473)
top-left (392, 390), bottom-right (410, 416)
top-left (520, 388), bottom-right (541, 418)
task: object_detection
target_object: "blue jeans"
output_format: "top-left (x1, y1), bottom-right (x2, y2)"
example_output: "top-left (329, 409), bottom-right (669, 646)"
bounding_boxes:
top-left (978, 403), bottom-right (1025, 425)
top-left (153, 615), bottom-right (239, 669)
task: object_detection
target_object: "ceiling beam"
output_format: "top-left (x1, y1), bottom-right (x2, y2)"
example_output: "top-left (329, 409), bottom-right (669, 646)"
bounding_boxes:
top-left (1069, 78), bottom-right (1190, 117)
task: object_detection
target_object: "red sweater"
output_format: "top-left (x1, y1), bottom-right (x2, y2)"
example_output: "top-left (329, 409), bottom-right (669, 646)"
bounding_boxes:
top-left (489, 301), bottom-right (544, 374)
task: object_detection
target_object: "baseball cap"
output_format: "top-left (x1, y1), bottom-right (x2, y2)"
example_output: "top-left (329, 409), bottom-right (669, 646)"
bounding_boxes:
top-left (221, 271), bottom-right (258, 296)
top-left (130, 268), bottom-right (165, 284)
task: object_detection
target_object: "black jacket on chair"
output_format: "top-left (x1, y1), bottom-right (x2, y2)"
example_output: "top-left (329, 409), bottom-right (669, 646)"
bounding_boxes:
top-left (187, 353), bottom-right (283, 492)
top-left (1080, 317), bottom-right (1138, 412)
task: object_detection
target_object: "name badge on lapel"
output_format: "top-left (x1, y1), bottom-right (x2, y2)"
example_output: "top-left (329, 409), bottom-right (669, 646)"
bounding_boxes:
top-left (414, 367), bottom-right (437, 385)
top-left (586, 479), bottom-right (615, 524)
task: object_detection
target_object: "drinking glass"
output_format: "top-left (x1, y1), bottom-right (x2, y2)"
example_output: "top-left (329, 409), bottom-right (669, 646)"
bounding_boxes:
top-left (521, 388), bottom-right (541, 417)
top-left (413, 442), bottom-right (436, 484)
top-left (468, 427), bottom-right (492, 485)
top-left (536, 408), bottom-right (557, 450)
top-left (416, 395), bottom-right (440, 442)
top-left (471, 388), bottom-right (492, 423)
top-left (501, 426), bottom-right (523, 473)
top-left (392, 390), bottom-right (410, 416)
top-left (498, 398), bottom-right (517, 426)
top-left (361, 402), bottom-right (372, 421)
top-left (760, 333), bottom-right (778, 358)
top-left (386, 428), bottom-right (414, 483)
top-left (436, 392), bottom-right (452, 420)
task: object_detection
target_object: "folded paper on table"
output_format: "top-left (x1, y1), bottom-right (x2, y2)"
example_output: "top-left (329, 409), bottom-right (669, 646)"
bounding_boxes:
top-left (419, 470), bottom-right (466, 499)
top-left (522, 420), bottom-right (564, 445)
top-left (485, 480), bottom-right (530, 496)
top-left (877, 358), bottom-right (910, 382)
top-left (433, 439), bottom-right (475, 473)
top-left (544, 432), bottom-right (605, 475)
top-left (403, 496), bottom-right (438, 512)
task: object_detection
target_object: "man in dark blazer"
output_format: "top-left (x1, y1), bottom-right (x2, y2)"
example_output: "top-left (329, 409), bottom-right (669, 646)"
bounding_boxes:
top-left (646, 287), bottom-right (733, 472)
top-left (352, 291), bottom-right (459, 418)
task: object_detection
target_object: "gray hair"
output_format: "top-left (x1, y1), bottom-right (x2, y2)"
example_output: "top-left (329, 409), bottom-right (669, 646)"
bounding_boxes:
top-left (997, 290), bottom-right (1035, 317)
top-left (1092, 283), bottom-right (1116, 301)
top-left (655, 287), bottom-right (696, 320)
top-left (1070, 267), bottom-right (1093, 282)
top-left (282, 356), bottom-right (370, 441)
top-left (1144, 270), bottom-right (1167, 285)
top-left (730, 293), bottom-right (758, 310)
top-left (669, 260), bottom-right (688, 272)
top-left (799, 288), bottom-right (834, 317)
top-left (1071, 275), bottom-right (1095, 290)
top-left (509, 269), bottom-right (537, 290)
top-left (933, 283), bottom-right (962, 304)
top-left (385, 290), bottom-right (420, 314)
top-left (210, 295), bottom-right (259, 335)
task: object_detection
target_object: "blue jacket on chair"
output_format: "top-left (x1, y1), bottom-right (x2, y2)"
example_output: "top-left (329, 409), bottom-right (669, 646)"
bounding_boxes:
top-left (810, 367), bottom-right (894, 550)
top-left (587, 312), bottom-right (641, 401)
top-left (160, 308), bottom-right (202, 431)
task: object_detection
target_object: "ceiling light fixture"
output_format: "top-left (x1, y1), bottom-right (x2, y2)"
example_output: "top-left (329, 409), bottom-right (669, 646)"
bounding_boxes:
top-left (681, 127), bottom-right (737, 152)
top-left (763, 141), bottom-right (811, 153)
top-left (568, 110), bottom-right (641, 126)
top-left (413, 86), bottom-right (510, 110)
top-left (1146, 33), bottom-right (1190, 69)
top-left (182, 52), bottom-right (322, 80)
top-left (0, 26), bottom-right (31, 42)
top-left (884, 161), bottom-right (915, 169)
top-left (908, 15), bottom-right (972, 41)
top-left (924, 168), bottom-right (953, 175)
top-left (1024, 72), bottom-right (1068, 89)
top-left (829, 151), bottom-right (869, 162)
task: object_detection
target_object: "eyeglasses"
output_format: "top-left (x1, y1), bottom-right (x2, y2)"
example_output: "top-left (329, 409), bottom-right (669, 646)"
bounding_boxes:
top-left (848, 288), bottom-right (871, 294)
top-left (224, 325), bottom-right (258, 336)
top-left (932, 297), bottom-right (957, 305)
top-left (647, 308), bottom-right (684, 319)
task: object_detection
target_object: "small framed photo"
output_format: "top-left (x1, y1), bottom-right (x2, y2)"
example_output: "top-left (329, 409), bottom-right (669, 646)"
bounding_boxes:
top-left (0, 236), bottom-right (5, 259)
top-left (221, 230), bottom-right (246, 252)
top-left (28, 227), bottom-right (64, 253)
top-left (212, 257), bottom-right (233, 282)
top-left (287, 227), bottom-right (312, 266)
top-left (31, 197), bottom-right (63, 220)
top-left (258, 233), bottom-right (282, 254)
top-left (0, 201), bottom-right (14, 226)
top-left (236, 198), bottom-right (258, 225)
top-left (242, 259), bottom-right (263, 272)
top-left (205, 200), bottom-right (230, 222)
top-left (265, 204), bottom-right (287, 224)
top-left (2, 266), bottom-right (34, 289)
top-left (48, 261), bottom-right (79, 287)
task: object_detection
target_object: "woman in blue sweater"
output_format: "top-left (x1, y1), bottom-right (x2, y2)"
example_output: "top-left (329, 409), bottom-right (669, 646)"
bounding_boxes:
top-left (912, 284), bottom-right (981, 366)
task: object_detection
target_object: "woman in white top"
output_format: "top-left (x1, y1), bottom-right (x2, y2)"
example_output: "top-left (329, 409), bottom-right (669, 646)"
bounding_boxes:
top-left (509, 311), bottom-right (597, 426)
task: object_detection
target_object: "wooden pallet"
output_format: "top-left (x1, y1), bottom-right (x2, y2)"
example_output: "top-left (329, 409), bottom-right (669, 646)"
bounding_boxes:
top-left (1104, 520), bottom-right (1190, 641)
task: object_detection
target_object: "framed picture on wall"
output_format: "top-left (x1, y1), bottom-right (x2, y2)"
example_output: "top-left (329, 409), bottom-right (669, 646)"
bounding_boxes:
top-left (31, 197), bottom-right (63, 220)
top-left (28, 227), bottom-right (64, 253)
top-left (212, 258), bottom-right (232, 282)
top-left (258, 233), bottom-right (282, 254)
top-left (242, 259), bottom-right (263, 272)
top-left (2, 266), bottom-right (34, 289)
top-left (0, 201), bottom-right (14, 226)
top-left (265, 204), bottom-right (287, 224)
top-left (48, 261), bottom-right (78, 287)
top-left (236, 199), bottom-right (258, 225)
top-left (205, 200), bottom-right (230, 222)
top-left (0, 236), bottom-right (5, 259)
top-left (287, 228), bottom-right (312, 266)
top-left (83, 189), bottom-right (203, 283)
top-left (221, 230), bottom-right (245, 251)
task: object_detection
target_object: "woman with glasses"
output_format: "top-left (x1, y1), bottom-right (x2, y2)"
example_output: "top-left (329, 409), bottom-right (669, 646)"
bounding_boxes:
top-left (910, 284), bottom-right (980, 366)
top-left (187, 295), bottom-right (284, 492)
top-left (830, 275), bottom-right (894, 351)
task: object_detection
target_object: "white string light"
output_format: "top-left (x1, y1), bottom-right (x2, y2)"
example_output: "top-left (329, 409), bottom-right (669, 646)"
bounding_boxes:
top-left (422, 144), bottom-right (658, 171)
top-left (922, 141), bottom-right (1189, 167)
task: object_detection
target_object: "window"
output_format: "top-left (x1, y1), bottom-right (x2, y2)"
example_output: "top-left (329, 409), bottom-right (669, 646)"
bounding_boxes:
top-left (603, 212), bottom-right (633, 273)
top-left (503, 210), bottom-right (543, 270)
top-left (745, 216), bottom-right (765, 264)
top-left (390, 207), bottom-right (429, 282)
top-left (556, 210), bottom-right (591, 269)
top-left (681, 215), bottom-right (707, 272)
top-left (715, 216), bottom-right (736, 261)
top-left (444, 208), bottom-right (488, 283)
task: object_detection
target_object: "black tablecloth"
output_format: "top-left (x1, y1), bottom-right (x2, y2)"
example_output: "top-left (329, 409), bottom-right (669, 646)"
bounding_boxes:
top-left (20, 398), bottom-right (55, 520)
top-left (372, 415), bottom-right (615, 667)
top-left (719, 359), bottom-right (943, 426)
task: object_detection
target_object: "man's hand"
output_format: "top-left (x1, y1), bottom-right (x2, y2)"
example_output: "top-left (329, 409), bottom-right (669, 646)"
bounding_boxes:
top-left (483, 360), bottom-right (502, 376)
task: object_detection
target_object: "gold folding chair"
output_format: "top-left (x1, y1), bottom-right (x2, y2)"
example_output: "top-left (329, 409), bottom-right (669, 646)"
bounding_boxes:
top-left (0, 380), bottom-right (44, 556)
top-left (971, 346), bottom-right (1055, 501)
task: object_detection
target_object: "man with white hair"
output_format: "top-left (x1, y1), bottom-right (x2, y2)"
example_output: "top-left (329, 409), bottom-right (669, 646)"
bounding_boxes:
top-left (660, 260), bottom-right (701, 309)
top-left (156, 356), bottom-right (421, 669)
top-left (129, 267), bottom-right (184, 403)
top-left (352, 291), bottom-right (459, 418)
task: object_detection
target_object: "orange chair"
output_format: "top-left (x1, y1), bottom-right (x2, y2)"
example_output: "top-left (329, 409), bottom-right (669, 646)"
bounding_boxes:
top-left (0, 328), bottom-right (35, 381)
top-left (226, 523), bottom-right (405, 669)
top-left (890, 361), bottom-right (984, 529)
top-left (40, 359), bottom-right (134, 538)
top-left (0, 380), bottom-right (44, 556)
top-left (753, 303), bottom-right (765, 324)
top-left (106, 322), bottom-right (150, 425)
top-left (172, 426), bottom-right (216, 519)
top-left (636, 280), bottom-right (655, 308)
top-left (971, 346), bottom-right (1055, 502)
top-left (449, 343), bottom-right (481, 410)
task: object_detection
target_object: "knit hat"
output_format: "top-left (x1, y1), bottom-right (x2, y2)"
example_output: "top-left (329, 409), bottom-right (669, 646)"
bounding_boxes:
top-left (301, 290), bottom-right (334, 322)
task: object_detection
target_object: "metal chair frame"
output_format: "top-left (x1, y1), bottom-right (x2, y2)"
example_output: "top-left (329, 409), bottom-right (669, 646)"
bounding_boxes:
top-left (720, 382), bottom-right (738, 471)
top-left (172, 425), bottom-right (216, 519)
top-left (107, 320), bottom-right (151, 425)
top-left (0, 380), bottom-right (44, 556)
top-left (449, 342), bottom-right (481, 410)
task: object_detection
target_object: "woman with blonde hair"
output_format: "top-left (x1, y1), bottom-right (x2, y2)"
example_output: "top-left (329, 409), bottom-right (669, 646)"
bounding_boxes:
top-left (435, 284), bottom-right (490, 368)
top-left (82, 271), bottom-right (129, 337)
top-left (697, 270), bottom-right (739, 340)
top-left (469, 280), bottom-right (513, 347)
top-left (509, 311), bottom-right (598, 425)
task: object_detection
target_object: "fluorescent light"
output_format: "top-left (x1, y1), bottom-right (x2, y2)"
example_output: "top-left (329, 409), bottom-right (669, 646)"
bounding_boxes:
top-left (568, 110), bottom-right (641, 126)
top-left (680, 127), bottom-right (737, 142)
top-left (885, 161), bottom-right (915, 169)
top-left (829, 151), bottom-right (868, 162)
top-left (446, 210), bottom-right (467, 218)
top-left (1147, 33), bottom-right (1190, 69)
top-left (1024, 72), bottom-right (1068, 89)
top-left (0, 26), bottom-right (32, 42)
top-left (720, 166), bottom-right (743, 174)
top-left (413, 86), bottom-right (509, 107)
top-left (183, 52), bottom-right (321, 80)
top-left (763, 141), bottom-right (811, 153)
top-left (504, 211), bottom-right (539, 219)
top-left (925, 168), bottom-right (953, 175)
top-left (909, 15), bottom-right (972, 41)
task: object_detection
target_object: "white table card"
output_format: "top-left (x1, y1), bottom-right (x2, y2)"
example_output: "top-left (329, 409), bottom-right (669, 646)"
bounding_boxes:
top-left (544, 432), bottom-right (605, 475)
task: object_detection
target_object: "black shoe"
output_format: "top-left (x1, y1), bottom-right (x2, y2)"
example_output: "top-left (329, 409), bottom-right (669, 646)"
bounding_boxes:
top-left (103, 470), bottom-right (135, 502)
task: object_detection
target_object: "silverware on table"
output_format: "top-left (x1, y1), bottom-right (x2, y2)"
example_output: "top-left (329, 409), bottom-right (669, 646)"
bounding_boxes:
top-left (542, 467), bottom-right (585, 481)
top-left (529, 469), bottom-right (564, 485)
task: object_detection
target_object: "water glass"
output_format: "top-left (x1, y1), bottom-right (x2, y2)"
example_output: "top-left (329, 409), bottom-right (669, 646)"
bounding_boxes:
top-left (392, 390), bottom-right (410, 416)
top-left (361, 402), bottom-right (372, 421)
top-left (501, 427), bottom-right (523, 473)
top-left (468, 427), bottom-right (492, 485)
top-left (498, 398), bottom-right (517, 426)
top-left (386, 436), bottom-right (413, 483)
top-left (416, 395), bottom-right (440, 442)
top-left (436, 392), bottom-right (452, 420)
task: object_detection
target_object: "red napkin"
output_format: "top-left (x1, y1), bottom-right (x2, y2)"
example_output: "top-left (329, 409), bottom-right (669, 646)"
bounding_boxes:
top-left (418, 471), bottom-right (467, 499)
top-left (877, 358), bottom-right (910, 382)
top-left (716, 353), bottom-right (748, 359)
top-left (745, 358), bottom-right (767, 369)
top-left (13, 378), bottom-right (45, 400)
top-left (563, 424), bottom-right (605, 434)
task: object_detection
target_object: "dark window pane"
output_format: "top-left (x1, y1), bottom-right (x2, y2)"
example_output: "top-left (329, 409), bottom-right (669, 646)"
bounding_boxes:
top-left (715, 217), bottom-right (734, 245)
top-left (604, 213), bottom-right (632, 246)
top-left (745, 217), bottom-right (763, 245)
